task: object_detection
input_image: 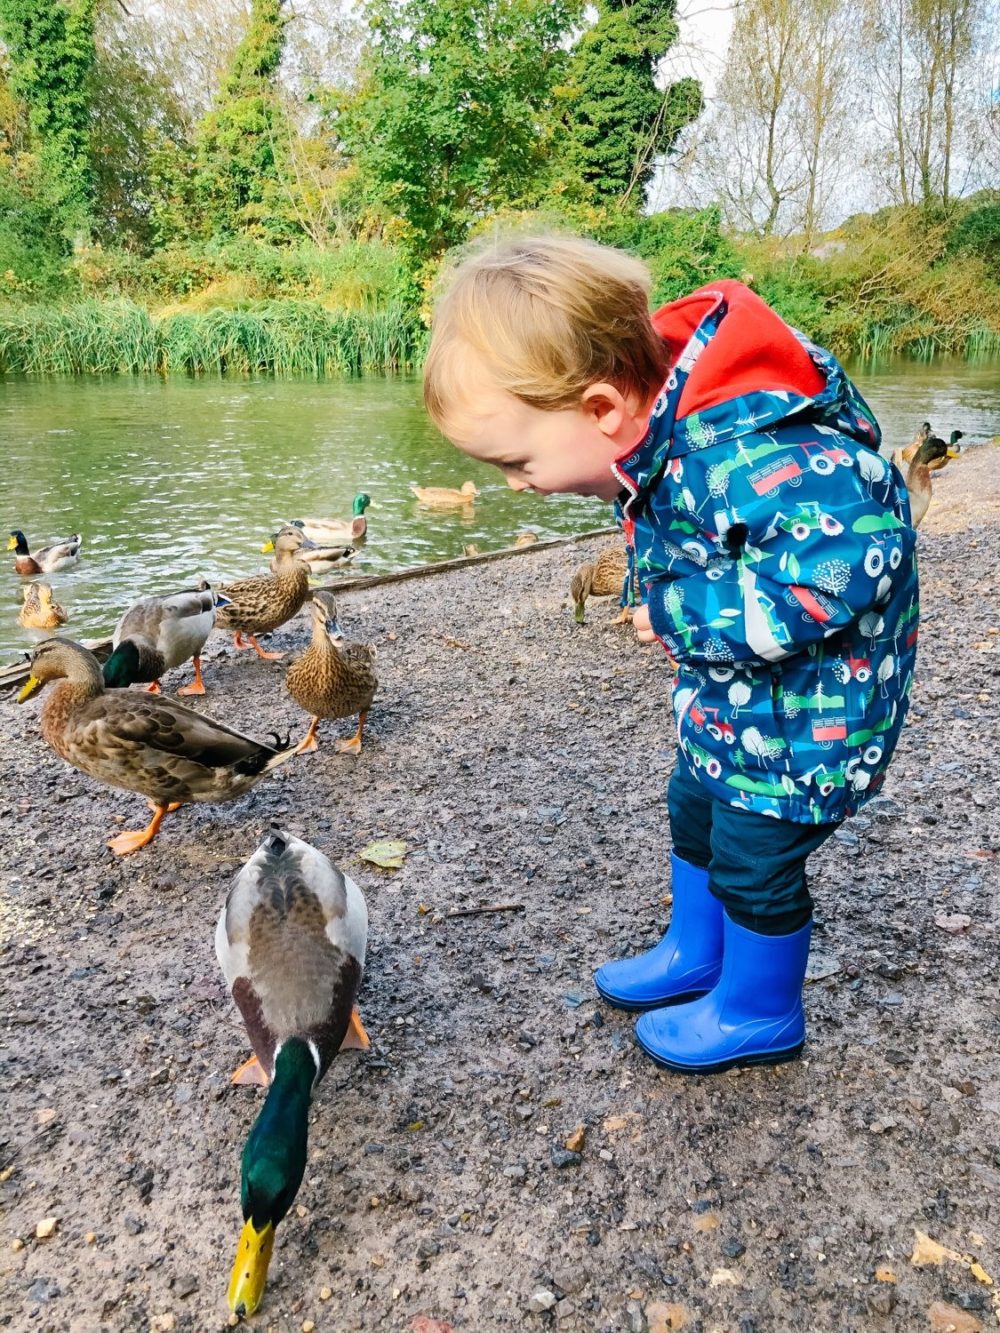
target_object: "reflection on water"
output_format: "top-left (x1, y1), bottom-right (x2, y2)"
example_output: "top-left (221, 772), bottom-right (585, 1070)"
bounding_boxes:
top-left (1, 360), bottom-right (997, 657)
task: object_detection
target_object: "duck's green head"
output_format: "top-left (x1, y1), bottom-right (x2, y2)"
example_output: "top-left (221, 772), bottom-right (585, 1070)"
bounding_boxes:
top-left (353, 493), bottom-right (372, 515)
top-left (227, 1038), bottom-right (316, 1318)
top-left (102, 641), bottom-right (142, 688)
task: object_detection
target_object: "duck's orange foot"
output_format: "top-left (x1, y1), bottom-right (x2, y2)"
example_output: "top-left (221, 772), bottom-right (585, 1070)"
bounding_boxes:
top-left (248, 635), bottom-right (284, 661)
top-left (145, 680), bottom-right (162, 693)
top-left (335, 735), bottom-right (363, 755)
top-left (107, 827), bottom-right (159, 856)
top-left (231, 1054), bottom-right (270, 1087)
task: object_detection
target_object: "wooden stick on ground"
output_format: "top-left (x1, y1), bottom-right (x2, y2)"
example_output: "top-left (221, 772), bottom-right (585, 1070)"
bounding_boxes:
top-left (445, 902), bottom-right (526, 919)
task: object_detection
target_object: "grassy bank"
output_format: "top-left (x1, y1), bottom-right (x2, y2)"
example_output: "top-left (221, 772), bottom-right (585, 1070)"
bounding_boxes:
top-left (2, 197), bottom-right (999, 376)
top-left (0, 299), bottom-right (424, 376)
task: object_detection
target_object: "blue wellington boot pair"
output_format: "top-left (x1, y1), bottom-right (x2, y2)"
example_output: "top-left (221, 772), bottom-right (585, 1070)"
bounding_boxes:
top-left (594, 854), bottom-right (811, 1074)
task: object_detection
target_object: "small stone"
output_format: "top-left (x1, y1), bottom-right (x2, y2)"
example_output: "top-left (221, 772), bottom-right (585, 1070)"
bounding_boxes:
top-left (296, 1204), bottom-right (308, 1218)
top-left (152, 1315), bottom-right (177, 1332)
top-left (173, 1274), bottom-right (198, 1299)
top-left (84, 1232), bottom-right (96, 1245)
top-left (320, 1286), bottom-right (332, 1300)
top-left (565, 1125), bottom-right (586, 1153)
top-left (721, 1237), bottom-right (746, 1259)
top-left (626, 1299), bottom-right (648, 1332)
top-left (123, 1214), bottom-right (144, 1236)
top-left (12, 1237), bottom-right (24, 1251)
top-left (527, 1288), bottom-right (558, 1314)
top-left (302, 1323), bottom-right (316, 1333)
top-left (35, 1217), bottom-right (59, 1239)
top-left (27, 1277), bottom-right (59, 1303)
top-left (550, 1148), bottom-right (582, 1169)
top-left (416, 1238), bottom-right (440, 1260)
top-left (503, 1164), bottom-right (527, 1182)
top-left (35, 1108), bottom-right (57, 1126)
top-left (866, 1286), bottom-right (897, 1316)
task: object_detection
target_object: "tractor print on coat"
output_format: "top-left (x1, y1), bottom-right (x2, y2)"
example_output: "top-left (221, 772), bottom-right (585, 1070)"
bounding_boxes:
top-left (614, 286), bottom-right (919, 824)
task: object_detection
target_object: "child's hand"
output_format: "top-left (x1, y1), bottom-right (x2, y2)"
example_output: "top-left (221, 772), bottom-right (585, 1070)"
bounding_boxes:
top-left (633, 604), bottom-right (678, 669)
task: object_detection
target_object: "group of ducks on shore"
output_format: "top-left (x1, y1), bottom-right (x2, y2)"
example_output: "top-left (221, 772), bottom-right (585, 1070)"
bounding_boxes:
top-left (9, 496), bottom-right (392, 1315)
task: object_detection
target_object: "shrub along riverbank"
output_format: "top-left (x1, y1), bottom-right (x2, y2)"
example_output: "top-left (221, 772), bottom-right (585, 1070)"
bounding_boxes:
top-left (2, 200), bottom-right (999, 376)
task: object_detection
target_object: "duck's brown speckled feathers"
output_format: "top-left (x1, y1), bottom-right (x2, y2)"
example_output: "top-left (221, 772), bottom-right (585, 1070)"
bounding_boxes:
top-left (23, 638), bottom-right (293, 809)
top-left (217, 527), bottom-right (311, 637)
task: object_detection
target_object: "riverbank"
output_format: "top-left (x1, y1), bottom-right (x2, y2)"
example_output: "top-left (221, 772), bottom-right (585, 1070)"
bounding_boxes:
top-left (1, 447), bottom-right (998, 1331)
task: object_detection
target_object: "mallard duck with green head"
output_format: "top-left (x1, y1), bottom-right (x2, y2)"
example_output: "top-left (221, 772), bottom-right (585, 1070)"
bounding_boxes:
top-left (293, 493), bottom-right (373, 544)
top-left (103, 581), bottom-right (228, 695)
top-left (8, 530), bottom-right (82, 576)
top-left (216, 828), bottom-right (368, 1317)
top-left (17, 638), bottom-right (295, 854)
top-left (216, 526), bottom-right (313, 660)
top-left (285, 591), bottom-right (377, 754)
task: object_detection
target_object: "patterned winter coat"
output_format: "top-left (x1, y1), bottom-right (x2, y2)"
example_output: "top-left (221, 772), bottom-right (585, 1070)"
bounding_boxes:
top-left (614, 282), bottom-right (918, 825)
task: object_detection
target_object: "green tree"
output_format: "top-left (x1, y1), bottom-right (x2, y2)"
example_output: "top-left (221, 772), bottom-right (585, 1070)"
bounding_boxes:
top-left (558, 0), bottom-right (701, 209)
top-left (0, 0), bottom-right (97, 238)
top-left (194, 0), bottom-right (290, 236)
top-left (336, 0), bottom-right (582, 260)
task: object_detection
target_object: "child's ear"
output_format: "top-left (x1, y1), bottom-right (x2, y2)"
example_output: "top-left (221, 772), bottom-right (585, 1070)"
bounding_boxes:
top-left (581, 382), bottom-right (630, 438)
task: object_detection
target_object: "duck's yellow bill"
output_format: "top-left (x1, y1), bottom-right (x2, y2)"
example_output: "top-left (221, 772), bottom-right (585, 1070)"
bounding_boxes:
top-left (17, 675), bottom-right (41, 702)
top-left (6, 535), bottom-right (17, 550)
top-left (227, 1218), bottom-right (275, 1317)
top-left (261, 540), bottom-right (275, 554)
top-left (947, 447), bottom-right (961, 458)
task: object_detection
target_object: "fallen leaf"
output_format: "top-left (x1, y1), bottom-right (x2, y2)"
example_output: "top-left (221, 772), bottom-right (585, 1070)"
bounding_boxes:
top-left (646, 1303), bottom-right (690, 1333)
top-left (410, 1319), bottom-right (454, 1333)
top-left (709, 1268), bottom-right (740, 1288)
top-left (565, 1125), bottom-right (586, 1153)
top-left (359, 840), bottom-right (408, 870)
top-left (969, 1261), bottom-right (994, 1286)
top-left (926, 1300), bottom-right (983, 1333)
top-left (911, 1230), bottom-right (966, 1267)
top-left (693, 1212), bottom-right (721, 1233)
top-left (934, 913), bottom-right (973, 934)
top-left (875, 1265), bottom-right (898, 1283)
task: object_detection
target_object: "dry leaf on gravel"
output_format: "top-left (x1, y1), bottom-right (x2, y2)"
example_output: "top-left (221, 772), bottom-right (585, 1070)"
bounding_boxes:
top-left (926, 1300), bottom-right (983, 1333)
top-left (934, 913), bottom-right (973, 933)
top-left (709, 1268), bottom-right (739, 1287)
top-left (410, 1319), bottom-right (454, 1333)
top-left (359, 840), bottom-right (408, 869)
top-left (875, 1265), bottom-right (898, 1283)
top-left (646, 1303), bottom-right (691, 1332)
top-left (910, 1230), bottom-right (966, 1266)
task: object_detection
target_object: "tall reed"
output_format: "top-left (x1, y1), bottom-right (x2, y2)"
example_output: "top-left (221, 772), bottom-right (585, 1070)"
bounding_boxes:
top-left (0, 300), bottom-right (423, 377)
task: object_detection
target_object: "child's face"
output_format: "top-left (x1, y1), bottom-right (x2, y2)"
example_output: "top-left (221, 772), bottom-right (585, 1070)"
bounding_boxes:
top-left (447, 371), bottom-right (655, 502)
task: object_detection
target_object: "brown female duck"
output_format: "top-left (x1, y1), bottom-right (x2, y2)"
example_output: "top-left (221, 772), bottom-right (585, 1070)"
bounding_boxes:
top-left (216, 527), bottom-right (312, 660)
top-left (17, 638), bottom-right (295, 854)
top-left (285, 592), bottom-right (377, 754)
top-left (18, 582), bottom-right (68, 630)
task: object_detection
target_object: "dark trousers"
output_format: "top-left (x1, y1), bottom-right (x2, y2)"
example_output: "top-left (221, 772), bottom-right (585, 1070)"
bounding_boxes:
top-left (666, 754), bottom-right (837, 935)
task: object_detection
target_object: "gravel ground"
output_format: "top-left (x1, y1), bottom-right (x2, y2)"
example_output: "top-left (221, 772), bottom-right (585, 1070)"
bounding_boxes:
top-left (1, 446), bottom-right (998, 1333)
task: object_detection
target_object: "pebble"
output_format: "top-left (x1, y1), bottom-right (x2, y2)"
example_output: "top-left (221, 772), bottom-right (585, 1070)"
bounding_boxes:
top-left (550, 1148), bottom-right (582, 1169)
top-left (866, 1286), bottom-right (897, 1316)
top-left (84, 1231), bottom-right (96, 1245)
top-left (527, 1288), bottom-right (558, 1313)
top-left (12, 1237), bottom-right (24, 1251)
top-left (302, 1323), bottom-right (316, 1333)
top-left (320, 1286), bottom-right (332, 1300)
top-left (173, 1274), bottom-right (198, 1299)
top-left (35, 1217), bottom-right (58, 1239)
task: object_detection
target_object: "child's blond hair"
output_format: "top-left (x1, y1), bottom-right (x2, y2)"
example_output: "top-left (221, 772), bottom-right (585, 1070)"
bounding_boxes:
top-left (423, 233), bottom-right (669, 437)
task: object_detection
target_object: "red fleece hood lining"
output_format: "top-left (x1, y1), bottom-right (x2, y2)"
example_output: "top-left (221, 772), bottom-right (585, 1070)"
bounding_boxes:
top-left (652, 281), bottom-right (827, 420)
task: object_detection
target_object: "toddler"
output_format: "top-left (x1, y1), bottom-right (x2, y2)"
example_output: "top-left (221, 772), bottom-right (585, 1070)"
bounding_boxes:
top-left (423, 235), bottom-right (918, 1074)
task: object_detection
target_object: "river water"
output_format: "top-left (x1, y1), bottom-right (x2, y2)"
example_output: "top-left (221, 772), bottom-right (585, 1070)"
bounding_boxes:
top-left (1, 360), bottom-right (997, 658)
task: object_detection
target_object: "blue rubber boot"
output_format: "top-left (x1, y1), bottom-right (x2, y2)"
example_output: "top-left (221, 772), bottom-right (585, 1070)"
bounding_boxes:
top-left (593, 853), bottom-right (724, 1012)
top-left (635, 914), bottom-right (812, 1074)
